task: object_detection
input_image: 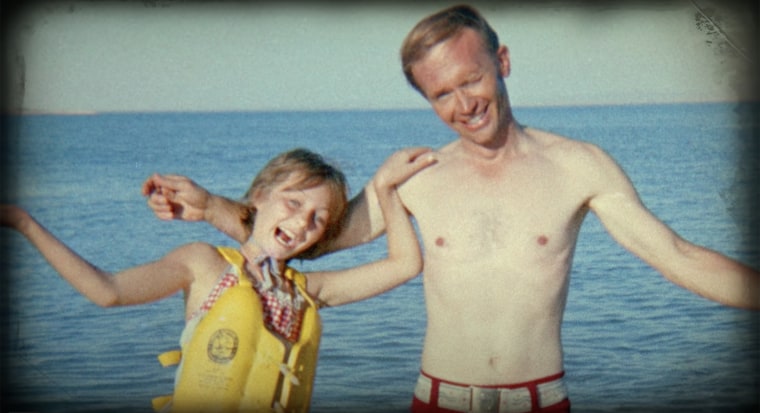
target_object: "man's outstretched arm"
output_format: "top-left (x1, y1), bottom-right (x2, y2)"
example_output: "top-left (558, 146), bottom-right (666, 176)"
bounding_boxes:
top-left (142, 172), bottom-right (383, 251)
top-left (583, 146), bottom-right (759, 310)
top-left (141, 148), bottom-right (422, 255)
top-left (142, 173), bottom-right (251, 243)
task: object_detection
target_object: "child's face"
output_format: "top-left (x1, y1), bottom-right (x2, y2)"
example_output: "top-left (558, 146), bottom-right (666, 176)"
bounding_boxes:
top-left (249, 177), bottom-right (334, 260)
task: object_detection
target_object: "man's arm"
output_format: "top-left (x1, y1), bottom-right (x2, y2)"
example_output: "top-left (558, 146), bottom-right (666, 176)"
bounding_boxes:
top-left (306, 148), bottom-right (434, 306)
top-left (142, 174), bottom-right (251, 243)
top-left (323, 183), bottom-right (387, 254)
top-left (584, 145), bottom-right (759, 310)
top-left (317, 148), bottom-right (437, 255)
top-left (142, 147), bottom-right (410, 254)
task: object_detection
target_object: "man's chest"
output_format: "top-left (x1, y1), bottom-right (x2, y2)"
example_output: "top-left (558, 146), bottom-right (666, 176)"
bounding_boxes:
top-left (401, 159), bottom-right (586, 260)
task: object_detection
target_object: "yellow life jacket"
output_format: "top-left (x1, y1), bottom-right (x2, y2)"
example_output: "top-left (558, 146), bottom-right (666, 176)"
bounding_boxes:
top-left (153, 246), bottom-right (321, 413)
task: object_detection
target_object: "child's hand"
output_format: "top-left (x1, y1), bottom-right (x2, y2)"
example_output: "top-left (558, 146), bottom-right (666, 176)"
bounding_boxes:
top-left (141, 174), bottom-right (211, 221)
top-left (374, 147), bottom-right (437, 194)
top-left (0, 204), bottom-right (31, 231)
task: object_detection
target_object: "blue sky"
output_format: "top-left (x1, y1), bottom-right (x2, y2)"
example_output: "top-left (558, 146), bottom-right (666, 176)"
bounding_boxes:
top-left (5, 1), bottom-right (755, 113)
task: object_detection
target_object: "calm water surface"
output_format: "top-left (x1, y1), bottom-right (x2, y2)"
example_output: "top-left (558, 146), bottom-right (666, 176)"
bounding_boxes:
top-left (2, 103), bottom-right (758, 412)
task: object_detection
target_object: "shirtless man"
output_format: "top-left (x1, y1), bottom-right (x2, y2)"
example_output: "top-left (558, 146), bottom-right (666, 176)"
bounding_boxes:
top-left (143, 5), bottom-right (759, 413)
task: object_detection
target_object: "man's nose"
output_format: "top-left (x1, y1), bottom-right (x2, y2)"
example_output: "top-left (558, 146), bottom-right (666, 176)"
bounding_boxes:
top-left (455, 89), bottom-right (475, 114)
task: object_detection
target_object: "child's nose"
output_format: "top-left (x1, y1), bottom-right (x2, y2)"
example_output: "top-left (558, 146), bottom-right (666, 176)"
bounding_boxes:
top-left (294, 210), bottom-right (315, 230)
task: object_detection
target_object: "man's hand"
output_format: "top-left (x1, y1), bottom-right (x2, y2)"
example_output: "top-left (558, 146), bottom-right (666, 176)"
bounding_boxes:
top-left (141, 174), bottom-right (211, 221)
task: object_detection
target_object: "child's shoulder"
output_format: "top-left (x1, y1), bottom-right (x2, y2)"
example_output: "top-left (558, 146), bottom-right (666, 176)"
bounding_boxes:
top-left (173, 241), bottom-right (219, 254)
top-left (164, 242), bottom-right (227, 269)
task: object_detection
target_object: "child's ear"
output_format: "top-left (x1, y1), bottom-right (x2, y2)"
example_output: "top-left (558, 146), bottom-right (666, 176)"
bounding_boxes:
top-left (248, 187), bottom-right (267, 207)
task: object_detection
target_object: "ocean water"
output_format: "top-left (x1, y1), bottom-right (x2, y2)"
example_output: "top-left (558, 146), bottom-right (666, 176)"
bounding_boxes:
top-left (1, 103), bottom-right (758, 413)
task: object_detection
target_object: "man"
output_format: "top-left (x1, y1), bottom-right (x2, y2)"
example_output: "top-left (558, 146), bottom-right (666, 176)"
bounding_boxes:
top-left (143, 5), bottom-right (758, 413)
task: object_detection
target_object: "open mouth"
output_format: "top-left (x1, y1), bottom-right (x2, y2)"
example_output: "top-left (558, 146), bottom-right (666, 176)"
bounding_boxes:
top-left (464, 108), bottom-right (488, 130)
top-left (275, 227), bottom-right (296, 249)
top-left (466, 112), bottom-right (485, 126)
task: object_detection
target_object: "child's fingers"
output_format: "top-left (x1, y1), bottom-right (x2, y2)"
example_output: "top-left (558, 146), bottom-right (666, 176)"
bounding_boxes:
top-left (405, 146), bottom-right (434, 161)
top-left (411, 151), bottom-right (437, 167)
top-left (403, 147), bottom-right (436, 169)
top-left (389, 151), bottom-right (437, 184)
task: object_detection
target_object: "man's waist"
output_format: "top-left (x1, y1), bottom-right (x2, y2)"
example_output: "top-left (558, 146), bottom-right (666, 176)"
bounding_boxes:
top-left (418, 363), bottom-right (564, 390)
top-left (420, 335), bottom-right (563, 384)
top-left (414, 369), bottom-right (568, 413)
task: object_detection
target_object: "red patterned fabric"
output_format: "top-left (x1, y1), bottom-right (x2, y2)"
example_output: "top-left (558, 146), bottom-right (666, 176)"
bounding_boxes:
top-left (197, 272), bottom-right (238, 315)
top-left (260, 289), bottom-right (303, 342)
top-left (192, 270), bottom-right (303, 342)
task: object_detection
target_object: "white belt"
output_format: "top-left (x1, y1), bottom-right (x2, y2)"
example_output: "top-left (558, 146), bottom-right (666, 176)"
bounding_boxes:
top-left (414, 373), bottom-right (568, 413)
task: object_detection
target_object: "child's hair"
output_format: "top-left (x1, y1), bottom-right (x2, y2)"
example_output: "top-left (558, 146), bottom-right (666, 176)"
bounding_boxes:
top-left (241, 148), bottom-right (349, 260)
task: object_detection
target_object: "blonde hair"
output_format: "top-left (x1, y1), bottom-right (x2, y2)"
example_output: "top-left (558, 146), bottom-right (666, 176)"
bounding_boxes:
top-left (400, 5), bottom-right (500, 95)
top-left (242, 148), bottom-right (348, 260)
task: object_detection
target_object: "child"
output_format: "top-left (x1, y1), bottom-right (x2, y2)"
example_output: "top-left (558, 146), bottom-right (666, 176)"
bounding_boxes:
top-left (1, 147), bottom-right (436, 413)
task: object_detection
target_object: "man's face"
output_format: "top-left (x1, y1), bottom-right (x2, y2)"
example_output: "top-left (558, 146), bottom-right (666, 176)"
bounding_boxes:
top-left (411, 28), bottom-right (511, 149)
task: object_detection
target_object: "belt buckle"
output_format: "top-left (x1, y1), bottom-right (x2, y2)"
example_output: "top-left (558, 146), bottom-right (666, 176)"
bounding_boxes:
top-left (471, 387), bottom-right (500, 413)
top-left (500, 387), bottom-right (532, 413)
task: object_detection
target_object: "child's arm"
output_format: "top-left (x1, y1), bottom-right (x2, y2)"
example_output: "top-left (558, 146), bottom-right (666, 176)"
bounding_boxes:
top-left (1, 205), bottom-right (201, 307)
top-left (306, 148), bottom-right (436, 307)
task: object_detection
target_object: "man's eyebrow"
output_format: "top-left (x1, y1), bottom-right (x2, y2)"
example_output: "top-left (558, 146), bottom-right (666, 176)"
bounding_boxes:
top-left (429, 86), bottom-right (449, 99)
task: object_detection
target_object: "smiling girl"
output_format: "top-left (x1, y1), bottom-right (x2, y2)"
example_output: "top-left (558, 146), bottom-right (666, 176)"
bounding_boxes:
top-left (1, 147), bottom-right (435, 413)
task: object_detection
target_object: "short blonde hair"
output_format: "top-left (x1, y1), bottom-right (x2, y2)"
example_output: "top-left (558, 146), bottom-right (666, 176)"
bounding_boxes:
top-left (400, 5), bottom-right (500, 95)
top-left (242, 148), bottom-right (348, 260)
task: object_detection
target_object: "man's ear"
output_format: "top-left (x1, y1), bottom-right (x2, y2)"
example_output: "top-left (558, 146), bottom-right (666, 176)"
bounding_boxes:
top-left (497, 45), bottom-right (510, 78)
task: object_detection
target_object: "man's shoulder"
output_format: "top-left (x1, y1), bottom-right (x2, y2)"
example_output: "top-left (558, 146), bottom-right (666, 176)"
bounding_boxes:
top-left (526, 127), bottom-right (582, 147)
top-left (526, 127), bottom-right (604, 161)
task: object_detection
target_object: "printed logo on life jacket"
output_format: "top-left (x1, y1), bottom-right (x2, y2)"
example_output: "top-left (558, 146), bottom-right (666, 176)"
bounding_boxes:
top-left (207, 328), bottom-right (238, 364)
